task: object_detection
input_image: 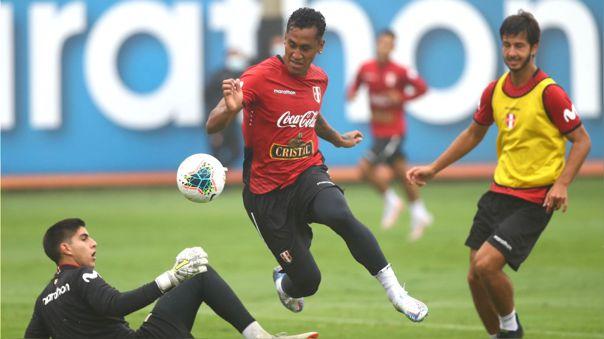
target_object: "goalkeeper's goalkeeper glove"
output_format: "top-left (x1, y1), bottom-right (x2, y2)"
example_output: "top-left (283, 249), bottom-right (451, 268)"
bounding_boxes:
top-left (155, 246), bottom-right (208, 293)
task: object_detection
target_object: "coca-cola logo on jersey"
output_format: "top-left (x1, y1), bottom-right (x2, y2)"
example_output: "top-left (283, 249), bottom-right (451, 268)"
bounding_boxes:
top-left (277, 111), bottom-right (319, 128)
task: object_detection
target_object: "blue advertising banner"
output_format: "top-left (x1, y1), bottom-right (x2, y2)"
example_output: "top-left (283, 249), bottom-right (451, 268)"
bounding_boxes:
top-left (1, 0), bottom-right (602, 175)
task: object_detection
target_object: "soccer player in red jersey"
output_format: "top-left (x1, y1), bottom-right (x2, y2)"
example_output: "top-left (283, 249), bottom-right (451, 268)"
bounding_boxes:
top-left (407, 11), bottom-right (591, 338)
top-left (348, 29), bottom-right (433, 239)
top-left (207, 8), bottom-right (428, 322)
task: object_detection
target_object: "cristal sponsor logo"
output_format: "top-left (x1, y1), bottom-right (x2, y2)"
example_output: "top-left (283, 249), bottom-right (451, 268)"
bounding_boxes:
top-left (273, 89), bottom-right (296, 95)
top-left (276, 111), bottom-right (318, 128)
top-left (42, 283), bottom-right (71, 305)
top-left (270, 141), bottom-right (313, 160)
top-left (82, 270), bottom-right (100, 283)
top-left (563, 104), bottom-right (577, 122)
top-left (493, 235), bottom-right (512, 251)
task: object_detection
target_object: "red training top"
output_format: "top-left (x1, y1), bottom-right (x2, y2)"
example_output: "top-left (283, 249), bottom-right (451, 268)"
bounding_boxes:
top-left (349, 59), bottom-right (427, 137)
top-left (240, 56), bottom-right (326, 194)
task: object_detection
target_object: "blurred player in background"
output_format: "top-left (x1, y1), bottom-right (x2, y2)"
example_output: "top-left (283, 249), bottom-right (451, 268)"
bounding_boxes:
top-left (348, 29), bottom-right (432, 240)
top-left (207, 8), bottom-right (428, 323)
top-left (204, 49), bottom-right (248, 168)
top-left (407, 11), bottom-right (591, 338)
top-left (25, 218), bottom-right (317, 339)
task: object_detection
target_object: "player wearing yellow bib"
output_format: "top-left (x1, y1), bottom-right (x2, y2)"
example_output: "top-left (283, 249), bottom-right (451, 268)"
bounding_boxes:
top-left (407, 11), bottom-right (591, 338)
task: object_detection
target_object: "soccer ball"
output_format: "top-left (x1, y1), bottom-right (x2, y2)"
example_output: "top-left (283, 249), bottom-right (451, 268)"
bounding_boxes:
top-left (177, 153), bottom-right (227, 203)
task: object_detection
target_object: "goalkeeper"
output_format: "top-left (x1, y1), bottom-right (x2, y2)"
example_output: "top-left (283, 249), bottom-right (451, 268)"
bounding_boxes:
top-left (24, 218), bottom-right (318, 339)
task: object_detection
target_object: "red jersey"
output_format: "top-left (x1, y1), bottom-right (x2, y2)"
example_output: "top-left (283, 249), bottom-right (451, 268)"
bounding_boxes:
top-left (473, 69), bottom-right (582, 204)
top-left (240, 56), bottom-right (326, 194)
top-left (349, 60), bottom-right (427, 137)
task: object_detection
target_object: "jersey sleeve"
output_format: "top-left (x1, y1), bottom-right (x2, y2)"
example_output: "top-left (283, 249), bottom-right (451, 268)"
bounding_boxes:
top-left (75, 268), bottom-right (162, 317)
top-left (24, 301), bottom-right (50, 339)
top-left (240, 67), bottom-right (261, 108)
top-left (348, 64), bottom-right (365, 97)
top-left (401, 68), bottom-right (427, 101)
top-left (543, 84), bottom-right (582, 134)
top-left (473, 81), bottom-right (497, 126)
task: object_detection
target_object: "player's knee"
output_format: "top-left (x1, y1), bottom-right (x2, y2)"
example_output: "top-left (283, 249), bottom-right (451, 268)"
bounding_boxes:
top-left (296, 271), bottom-right (321, 296)
top-left (473, 257), bottom-right (498, 278)
top-left (466, 268), bottom-right (481, 285)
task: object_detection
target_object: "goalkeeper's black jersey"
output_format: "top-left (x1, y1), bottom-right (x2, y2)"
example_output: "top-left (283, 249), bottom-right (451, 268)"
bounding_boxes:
top-left (24, 265), bottom-right (162, 339)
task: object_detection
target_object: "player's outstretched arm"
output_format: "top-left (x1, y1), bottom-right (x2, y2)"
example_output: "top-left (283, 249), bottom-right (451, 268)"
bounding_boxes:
top-left (543, 125), bottom-right (591, 213)
top-left (407, 121), bottom-right (489, 186)
top-left (315, 114), bottom-right (363, 148)
top-left (206, 78), bottom-right (243, 134)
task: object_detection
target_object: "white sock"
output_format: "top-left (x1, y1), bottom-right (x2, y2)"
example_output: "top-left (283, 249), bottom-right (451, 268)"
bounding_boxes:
top-left (410, 199), bottom-right (427, 216)
top-left (375, 264), bottom-right (405, 302)
top-left (499, 310), bottom-right (518, 331)
top-left (242, 321), bottom-right (271, 339)
top-left (384, 188), bottom-right (400, 204)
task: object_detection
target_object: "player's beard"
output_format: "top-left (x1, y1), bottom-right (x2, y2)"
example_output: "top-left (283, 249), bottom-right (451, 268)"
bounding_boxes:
top-left (505, 53), bottom-right (532, 75)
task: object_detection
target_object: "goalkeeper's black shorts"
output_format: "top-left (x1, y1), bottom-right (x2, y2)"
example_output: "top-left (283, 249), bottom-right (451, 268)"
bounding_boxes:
top-left (242, 164), bottom-right (342, 268)
top-left (465, 191), bottom-right (553, 271)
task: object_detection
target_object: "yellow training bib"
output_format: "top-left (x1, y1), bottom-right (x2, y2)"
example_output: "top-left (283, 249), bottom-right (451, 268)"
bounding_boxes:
top-left (491, 73), bottom-right (566, 188)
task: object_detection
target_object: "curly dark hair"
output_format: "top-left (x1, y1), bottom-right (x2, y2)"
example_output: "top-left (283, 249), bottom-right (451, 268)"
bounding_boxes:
top-left (500, 10), bottom-right (540, 45)
top-left (286, 7), bottom-right (326, 39)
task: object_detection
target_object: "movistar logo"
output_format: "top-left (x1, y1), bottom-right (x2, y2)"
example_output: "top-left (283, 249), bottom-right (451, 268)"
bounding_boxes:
top-left (563, 105), bottom-right (577, 122)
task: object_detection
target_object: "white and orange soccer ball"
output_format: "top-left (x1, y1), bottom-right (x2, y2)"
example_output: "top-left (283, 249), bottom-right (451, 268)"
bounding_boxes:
top-left (177, 153), bottom-right (227, 203)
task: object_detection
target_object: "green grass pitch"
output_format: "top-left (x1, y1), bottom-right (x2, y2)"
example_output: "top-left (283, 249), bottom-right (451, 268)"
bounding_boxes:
top-left (2, 179), bottom-right (603, 338)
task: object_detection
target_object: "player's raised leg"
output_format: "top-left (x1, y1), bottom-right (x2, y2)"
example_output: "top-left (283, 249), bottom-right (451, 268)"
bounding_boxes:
top-left (271, 226), bottom-right (328, 313)
top-left (308, 187), bottom-right (428, 322)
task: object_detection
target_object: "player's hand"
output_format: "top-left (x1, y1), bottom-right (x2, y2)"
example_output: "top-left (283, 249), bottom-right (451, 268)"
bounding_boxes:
top-left (543, 182), bottom-right (568, 213)
top-left (173, 247), bottom-right (209, 281)
top-left (155, 247), bottom-right (209, 293)
top-left (406, 165), bottom-right (436, 187)
top-left (222, 78), bottom-right (243, 114)
top-left (339, 130), bottom-right (363, 148)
